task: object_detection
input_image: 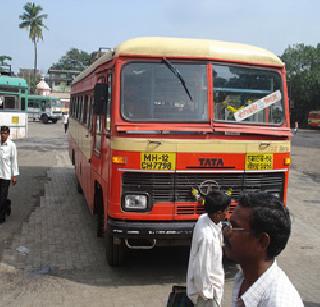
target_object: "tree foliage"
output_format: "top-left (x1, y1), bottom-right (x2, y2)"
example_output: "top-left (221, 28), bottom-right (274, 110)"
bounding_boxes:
top-left (49, 48), bottom-right (93, 71)
top-left (281, 43), bottom-right (320, 126)
top-left (19, 2), bottom-right (48, 77)
top-left (0, 56), bottom-right (12, 65)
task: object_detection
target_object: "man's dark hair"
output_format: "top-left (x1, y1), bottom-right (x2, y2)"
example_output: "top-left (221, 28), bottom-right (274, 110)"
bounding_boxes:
top-left (204, 190), bottom-right (231, 214)
top-left (239, 192), bottom-right (291, 259)
top-left (0, 125), bottom-right (9, 132)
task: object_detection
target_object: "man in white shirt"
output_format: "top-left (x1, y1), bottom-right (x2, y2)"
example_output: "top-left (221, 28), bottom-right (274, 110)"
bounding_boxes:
top-left (187, 190), bottom-right (231, 307)
top-left (63, 113), bottom-right (69, 134)
top-left (224, 192), bottom-right (303, 307)
top-left (0, 126), bottom-right (19, 223)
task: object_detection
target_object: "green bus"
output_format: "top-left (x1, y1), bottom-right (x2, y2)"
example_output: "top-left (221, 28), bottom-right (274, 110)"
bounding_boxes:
top-left (0, 75), bottom-right (28, 138)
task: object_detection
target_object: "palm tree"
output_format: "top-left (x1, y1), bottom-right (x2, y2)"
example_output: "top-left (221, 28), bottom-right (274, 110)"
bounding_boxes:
top-left (19, 2), bottom-right (48, 78)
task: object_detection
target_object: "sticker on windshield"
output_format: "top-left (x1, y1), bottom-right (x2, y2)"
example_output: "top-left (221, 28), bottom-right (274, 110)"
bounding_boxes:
top-left (234, 90), bottom-right (281, 122)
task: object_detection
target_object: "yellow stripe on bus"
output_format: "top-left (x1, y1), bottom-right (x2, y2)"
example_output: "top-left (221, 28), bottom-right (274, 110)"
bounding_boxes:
top-left (111, 138), bottom-right (290, 154)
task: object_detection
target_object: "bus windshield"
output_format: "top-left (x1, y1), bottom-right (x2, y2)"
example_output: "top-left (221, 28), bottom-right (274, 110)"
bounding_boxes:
top-left (51, 100), bottom-right (63, 108)
top-left (121, 62), bottom-right (208, 122)
top-left (213, 64), bottom-right (284, 125)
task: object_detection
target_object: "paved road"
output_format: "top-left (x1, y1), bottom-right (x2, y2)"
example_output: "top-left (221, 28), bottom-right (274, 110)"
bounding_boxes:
top-left (0, 123), bottom-right (319, 306)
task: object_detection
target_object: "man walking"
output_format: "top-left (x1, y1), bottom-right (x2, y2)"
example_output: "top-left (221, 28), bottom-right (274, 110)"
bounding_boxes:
top-left (0, 126), bottom-right (19, 223)
top-left (224, 192), bottom-right (303, 306)
top-left (63, 112), bottom-right (69, 134)
top-left (187, 190), bottom-right (231, 307)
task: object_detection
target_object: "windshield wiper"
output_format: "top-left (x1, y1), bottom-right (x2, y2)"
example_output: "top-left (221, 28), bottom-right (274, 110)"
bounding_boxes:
top-left (162, 58), bottom-right (193, 102)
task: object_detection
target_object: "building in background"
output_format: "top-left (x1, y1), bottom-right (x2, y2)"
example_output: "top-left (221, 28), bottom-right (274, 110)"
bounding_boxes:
top-left (46, 69), bottom-right (81, 113)
top-left (18, 69), bottom-right (42, 87)
top-left (36, 77), bottom-right (50, 96)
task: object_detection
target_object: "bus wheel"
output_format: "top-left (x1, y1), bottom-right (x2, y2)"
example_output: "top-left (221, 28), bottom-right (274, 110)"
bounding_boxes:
top-left (76, 177), bottom-right (83, 194)
top-left (106, 234), bottom-right (125, 267)
top-left (42, 116), bottom-right (49, 124)
top-left (96, 192), bottom-right (104, 237)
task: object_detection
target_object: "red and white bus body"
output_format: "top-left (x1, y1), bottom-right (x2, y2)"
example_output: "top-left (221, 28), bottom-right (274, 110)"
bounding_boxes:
top-left (69, 37), bottom-right (291, 266)
top-left (308, 111), bottom-right (320, 128)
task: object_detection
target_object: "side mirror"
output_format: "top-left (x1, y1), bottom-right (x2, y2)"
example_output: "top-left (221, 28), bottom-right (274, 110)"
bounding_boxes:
top-left (93, 84), bottom-right (108, 115)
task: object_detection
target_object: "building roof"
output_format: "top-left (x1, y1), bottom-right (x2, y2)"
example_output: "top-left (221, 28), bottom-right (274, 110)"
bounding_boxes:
top-left (0, 75), bottom-right (28, 88)
top-left (73, 37), bottom-right (284, 84)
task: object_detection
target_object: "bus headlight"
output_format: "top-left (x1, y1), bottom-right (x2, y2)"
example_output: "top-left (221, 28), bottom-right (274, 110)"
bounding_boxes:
top-left (122, 193), bottom-right (149, 211)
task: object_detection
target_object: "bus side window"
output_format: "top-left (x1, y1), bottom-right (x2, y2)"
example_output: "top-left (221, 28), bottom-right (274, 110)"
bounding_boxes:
top-left (4, 96), bottom-right (16, 109)
top-left (83, 95), bottom-right (88, 124)
top-left (88, 96), bottom-right (93, 131)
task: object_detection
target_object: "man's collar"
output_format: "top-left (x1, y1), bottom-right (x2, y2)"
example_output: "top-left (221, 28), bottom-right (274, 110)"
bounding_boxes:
top-left (240, 261), bottom-right (277, 306)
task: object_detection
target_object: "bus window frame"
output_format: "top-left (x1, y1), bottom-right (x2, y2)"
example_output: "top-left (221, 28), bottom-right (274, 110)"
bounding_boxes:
top-left (119, 60), bottom-right (209, 123)
top-left (1, 94), bottom-right (19, 110)
top-left (211, 63), bottom-right (285, 127)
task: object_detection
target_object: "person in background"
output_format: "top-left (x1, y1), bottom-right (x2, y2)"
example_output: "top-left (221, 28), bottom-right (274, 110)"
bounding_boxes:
top-left (0, 126), bottom-right (19, 223)
top-left (63, 112), bottom-right (69, 134)
top-left (224, 192), bottom-right (303, 307)
top-left (187, 190), bottom-right (231, 307)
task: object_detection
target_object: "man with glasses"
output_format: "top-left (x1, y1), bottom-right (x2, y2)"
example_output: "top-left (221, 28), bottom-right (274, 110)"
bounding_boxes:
top-left (0, 126), bottom-right (19, 223)
top-left (224, 192), bottom-right (303, 306)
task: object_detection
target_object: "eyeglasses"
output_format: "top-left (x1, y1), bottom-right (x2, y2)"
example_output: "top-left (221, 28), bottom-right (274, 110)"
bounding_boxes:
top-left (223, 223), bottom-right (250, 233)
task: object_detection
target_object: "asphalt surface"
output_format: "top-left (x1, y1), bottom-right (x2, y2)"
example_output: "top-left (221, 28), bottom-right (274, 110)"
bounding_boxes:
top-left (0, 123), bottom-right (319, 306)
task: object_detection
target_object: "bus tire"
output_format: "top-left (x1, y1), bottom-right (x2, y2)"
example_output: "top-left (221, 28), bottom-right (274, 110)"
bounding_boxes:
top-left (106, 233), bottom-right (125, 267)
top-left (42, 115), bottom-right (49, 124)
top-left (71, 150), bottom-right (75, 166)
top-left (96, 191), bottom-right (104, 237)
top-left (76, 177), bottom-right (83, 194)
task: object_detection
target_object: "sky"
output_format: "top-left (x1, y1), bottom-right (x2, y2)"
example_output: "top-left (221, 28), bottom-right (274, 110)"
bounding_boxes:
top-left (1, 0), bottom-right (319, 73)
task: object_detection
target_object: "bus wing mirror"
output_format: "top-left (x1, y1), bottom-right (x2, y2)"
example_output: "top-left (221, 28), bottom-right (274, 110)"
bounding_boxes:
top-left (93, 84), bottom-right (108, 115)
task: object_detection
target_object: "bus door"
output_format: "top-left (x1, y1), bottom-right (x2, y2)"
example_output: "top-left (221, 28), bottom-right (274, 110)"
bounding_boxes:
top-left (91, 72), bottom-right (112, 182)
top-left (102, 72), bottom-right (112, 183)
top-left (91, 114), bottom-right (103, 177)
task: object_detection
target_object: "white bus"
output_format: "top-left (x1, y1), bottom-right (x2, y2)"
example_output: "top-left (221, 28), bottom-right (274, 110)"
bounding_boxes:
top-left (28, 94), bottom-right (63, 124)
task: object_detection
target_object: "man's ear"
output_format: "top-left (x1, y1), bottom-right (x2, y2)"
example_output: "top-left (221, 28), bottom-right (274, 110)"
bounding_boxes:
top-left (258, 232), bottom-right (271, 252)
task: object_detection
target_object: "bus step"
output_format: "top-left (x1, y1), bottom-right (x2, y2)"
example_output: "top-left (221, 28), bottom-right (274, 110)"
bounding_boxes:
top-left (125, 239), bottom-right (156, 250)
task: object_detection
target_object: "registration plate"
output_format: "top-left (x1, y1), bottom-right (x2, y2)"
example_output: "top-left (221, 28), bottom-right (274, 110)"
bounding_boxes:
top-left (245, 153), bottom-right (273, 171)
top-left (140, 152), bottom-right (176, 171)
top-left (11, 116), bottom-right (19, 124)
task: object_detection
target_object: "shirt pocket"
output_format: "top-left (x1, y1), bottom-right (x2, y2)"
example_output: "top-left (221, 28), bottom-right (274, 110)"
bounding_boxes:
top-left (1, 150), bottom-right (10, 161)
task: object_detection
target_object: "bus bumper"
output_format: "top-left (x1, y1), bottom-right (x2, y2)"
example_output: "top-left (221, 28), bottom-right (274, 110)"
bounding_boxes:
top-left (106, 218), bottom-right (195, 245)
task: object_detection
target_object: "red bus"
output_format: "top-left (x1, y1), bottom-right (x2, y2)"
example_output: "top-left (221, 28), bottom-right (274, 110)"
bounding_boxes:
top-left (308, 111), bottom-right (320, 128)
top-left (69, 37), bottom-right (291, 266)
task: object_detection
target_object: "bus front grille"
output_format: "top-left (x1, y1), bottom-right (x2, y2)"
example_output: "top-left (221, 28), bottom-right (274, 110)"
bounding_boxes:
top-left (122, 172), bottom-right (284, 207)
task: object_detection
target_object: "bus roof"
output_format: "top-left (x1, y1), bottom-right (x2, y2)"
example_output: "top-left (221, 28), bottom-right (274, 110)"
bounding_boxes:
top-left (116, 37), bottom-right (284, 66)
top-left (0, 75), bottom-right (28, 88)
top-left (73, 37), bottom-right (284, 84)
